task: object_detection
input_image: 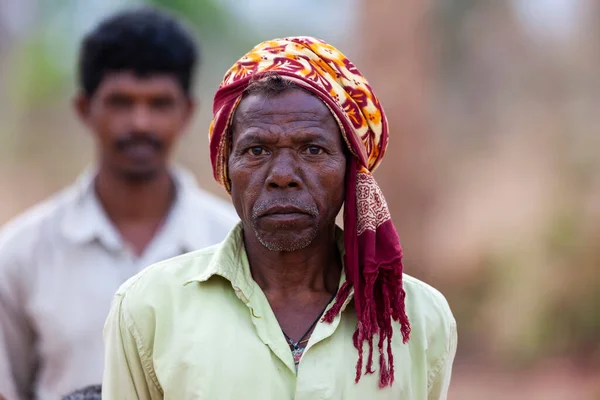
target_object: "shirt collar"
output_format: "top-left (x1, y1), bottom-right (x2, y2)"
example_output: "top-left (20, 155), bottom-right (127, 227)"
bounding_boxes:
top-left (60, 168), bottom-right (121, 251)
top-left (184, 222), bottom-right (353, 311)
top-left (183, 223), bottom-right (256, 299)
top-left (60, 165), bottom-right (207, 253)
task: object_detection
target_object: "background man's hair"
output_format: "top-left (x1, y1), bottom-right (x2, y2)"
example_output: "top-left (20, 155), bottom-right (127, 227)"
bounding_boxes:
top-left (78, 7), bottom-right (198, 96)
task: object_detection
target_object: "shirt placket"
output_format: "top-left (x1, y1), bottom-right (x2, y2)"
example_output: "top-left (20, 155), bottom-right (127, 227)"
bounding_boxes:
top-left (242, 288), bottom-right (298, 376)
top-left (294, 292), bottom-right (354, 400)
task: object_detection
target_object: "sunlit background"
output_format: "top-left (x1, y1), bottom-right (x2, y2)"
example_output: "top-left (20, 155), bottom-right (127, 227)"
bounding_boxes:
top-left (1, 1), bottom-right (599, 398)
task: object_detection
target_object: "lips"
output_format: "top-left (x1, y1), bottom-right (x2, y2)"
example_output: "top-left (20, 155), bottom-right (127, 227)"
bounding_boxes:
top-left (258, 205), bottom-right (311, 218)
top-left (122, 143), bottom-right (158, 159)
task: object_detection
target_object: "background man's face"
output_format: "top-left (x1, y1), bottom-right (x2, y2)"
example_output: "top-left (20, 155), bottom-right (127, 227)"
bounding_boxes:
top-left (76, 71), bottom-right (193, 182)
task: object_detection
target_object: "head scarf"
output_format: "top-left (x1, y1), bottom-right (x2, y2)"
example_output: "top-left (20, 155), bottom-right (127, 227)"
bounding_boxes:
top-left (209, 37), bottom-right (410, 387)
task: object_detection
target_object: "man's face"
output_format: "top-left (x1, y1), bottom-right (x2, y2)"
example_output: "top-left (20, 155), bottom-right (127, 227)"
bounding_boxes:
top-left (229, 88), bottom-right (346, 252)
top-left (75, 71), bottom-right (194, 181)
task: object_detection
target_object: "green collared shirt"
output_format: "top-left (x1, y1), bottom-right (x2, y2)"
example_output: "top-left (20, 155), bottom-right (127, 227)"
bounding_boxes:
top-left (103, 223), bottom-right (457, 399)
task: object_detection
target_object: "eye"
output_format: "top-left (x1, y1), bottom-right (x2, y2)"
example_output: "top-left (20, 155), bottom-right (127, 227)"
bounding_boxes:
top-left (105, 94), bottom-right (132, 109)
top-left (304, 145), bottom-right (324, 155)
top-left (247, 146), bottom-right (268, 156)
top-left (150, 97), bottom-right (176, 110)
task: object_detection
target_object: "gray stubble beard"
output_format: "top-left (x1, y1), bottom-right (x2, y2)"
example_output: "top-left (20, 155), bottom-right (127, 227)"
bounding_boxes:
top-left (251, 199), bottom-right (320, 252)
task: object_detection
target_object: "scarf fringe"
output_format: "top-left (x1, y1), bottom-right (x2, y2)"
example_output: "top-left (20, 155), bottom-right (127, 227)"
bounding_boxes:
top-left (326, 262), bottom-right (411, 388)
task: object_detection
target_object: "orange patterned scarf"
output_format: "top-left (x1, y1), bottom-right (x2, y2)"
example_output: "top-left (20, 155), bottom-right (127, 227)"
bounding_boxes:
top-left (209, 37), bottom-right (410, 387)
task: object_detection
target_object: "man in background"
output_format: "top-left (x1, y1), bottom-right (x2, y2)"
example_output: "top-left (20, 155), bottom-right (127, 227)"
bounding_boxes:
top-left (0, 7), bottom-right (238, 400)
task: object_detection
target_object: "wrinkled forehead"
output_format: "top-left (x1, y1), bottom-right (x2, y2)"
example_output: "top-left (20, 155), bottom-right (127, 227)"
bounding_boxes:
top-left (229, 84), bottom-right (355, 154)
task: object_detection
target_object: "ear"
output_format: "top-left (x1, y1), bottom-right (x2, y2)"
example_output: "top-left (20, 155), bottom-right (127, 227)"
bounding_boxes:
top-left (73, 93), bottom-right (92, 126)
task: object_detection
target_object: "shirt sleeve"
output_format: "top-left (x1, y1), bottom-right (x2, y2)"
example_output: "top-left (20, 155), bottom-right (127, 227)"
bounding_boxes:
top-left (102, 293), bottom-right (162, 400)
top-left (427, 318), bottom-right (458, 400)
top-left (0, 246), bottom-right (36, 400)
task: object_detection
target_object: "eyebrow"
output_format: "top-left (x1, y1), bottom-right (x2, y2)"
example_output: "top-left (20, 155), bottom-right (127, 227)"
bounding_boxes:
top-left (234, 129), bottom-right (336, 147)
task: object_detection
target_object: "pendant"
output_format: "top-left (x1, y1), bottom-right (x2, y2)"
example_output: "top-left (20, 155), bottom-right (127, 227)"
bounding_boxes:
top-left (292, 347), bottom-right (304, 364)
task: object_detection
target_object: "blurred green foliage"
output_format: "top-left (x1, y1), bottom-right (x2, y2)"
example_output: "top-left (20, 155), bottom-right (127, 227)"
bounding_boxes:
top-left (8, 35), bottom-right (67, 109)
top-left (145, 0), bottom-right (257, 52)
top-left (6, 0), bottom-right (258, 109)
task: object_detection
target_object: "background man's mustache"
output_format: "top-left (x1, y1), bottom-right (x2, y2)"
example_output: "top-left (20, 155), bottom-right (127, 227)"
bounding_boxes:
top-left (114, 132), bottom-right (163, 151)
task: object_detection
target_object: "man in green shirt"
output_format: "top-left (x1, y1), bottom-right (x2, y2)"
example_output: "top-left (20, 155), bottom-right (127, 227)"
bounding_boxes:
top-left (103, 36), bottom-right (457, 399)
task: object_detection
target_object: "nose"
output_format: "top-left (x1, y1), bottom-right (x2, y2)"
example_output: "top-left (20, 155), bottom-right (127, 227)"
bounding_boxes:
top-left (265, 151), bottom-right (302, 190)
top-left (130, 104), bottom-right (153, 132)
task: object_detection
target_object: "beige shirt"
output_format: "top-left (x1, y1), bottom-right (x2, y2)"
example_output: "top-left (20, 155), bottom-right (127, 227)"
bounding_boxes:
top-left (103, 223), bottom-right (457, 400)
top-left (0, 167), bottom-right (239, 400)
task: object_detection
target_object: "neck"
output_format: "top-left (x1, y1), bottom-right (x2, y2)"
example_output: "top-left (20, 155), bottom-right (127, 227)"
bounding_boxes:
top-left (95, 167), bottom-right (175, 223)
top-left (244, 223), bottom-right (342, 299)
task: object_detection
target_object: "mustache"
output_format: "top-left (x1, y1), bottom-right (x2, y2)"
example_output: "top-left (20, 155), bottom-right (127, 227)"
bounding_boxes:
top-left (252, 198), bottom-right (319, 220)
top-left (114, 132), bottom-right (164, 152)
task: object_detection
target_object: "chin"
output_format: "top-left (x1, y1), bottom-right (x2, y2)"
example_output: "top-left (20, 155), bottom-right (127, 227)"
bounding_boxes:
top-left (118, 167), bottom-right (161, 183)
top-left (255, 228), bottom-right (319, 252)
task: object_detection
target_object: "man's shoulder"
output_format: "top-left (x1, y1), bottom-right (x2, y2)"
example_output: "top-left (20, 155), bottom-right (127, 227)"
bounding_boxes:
top-left (115, 242), bottom-right (223, 309)
top-left (402, 274), bottom-right (458, 390)
top-left (402, 274), bottom-right (455, 330)
top-left (0, 186), bottom-right (75, 256)
top-left (187, 186), bottom-right (238, 223)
